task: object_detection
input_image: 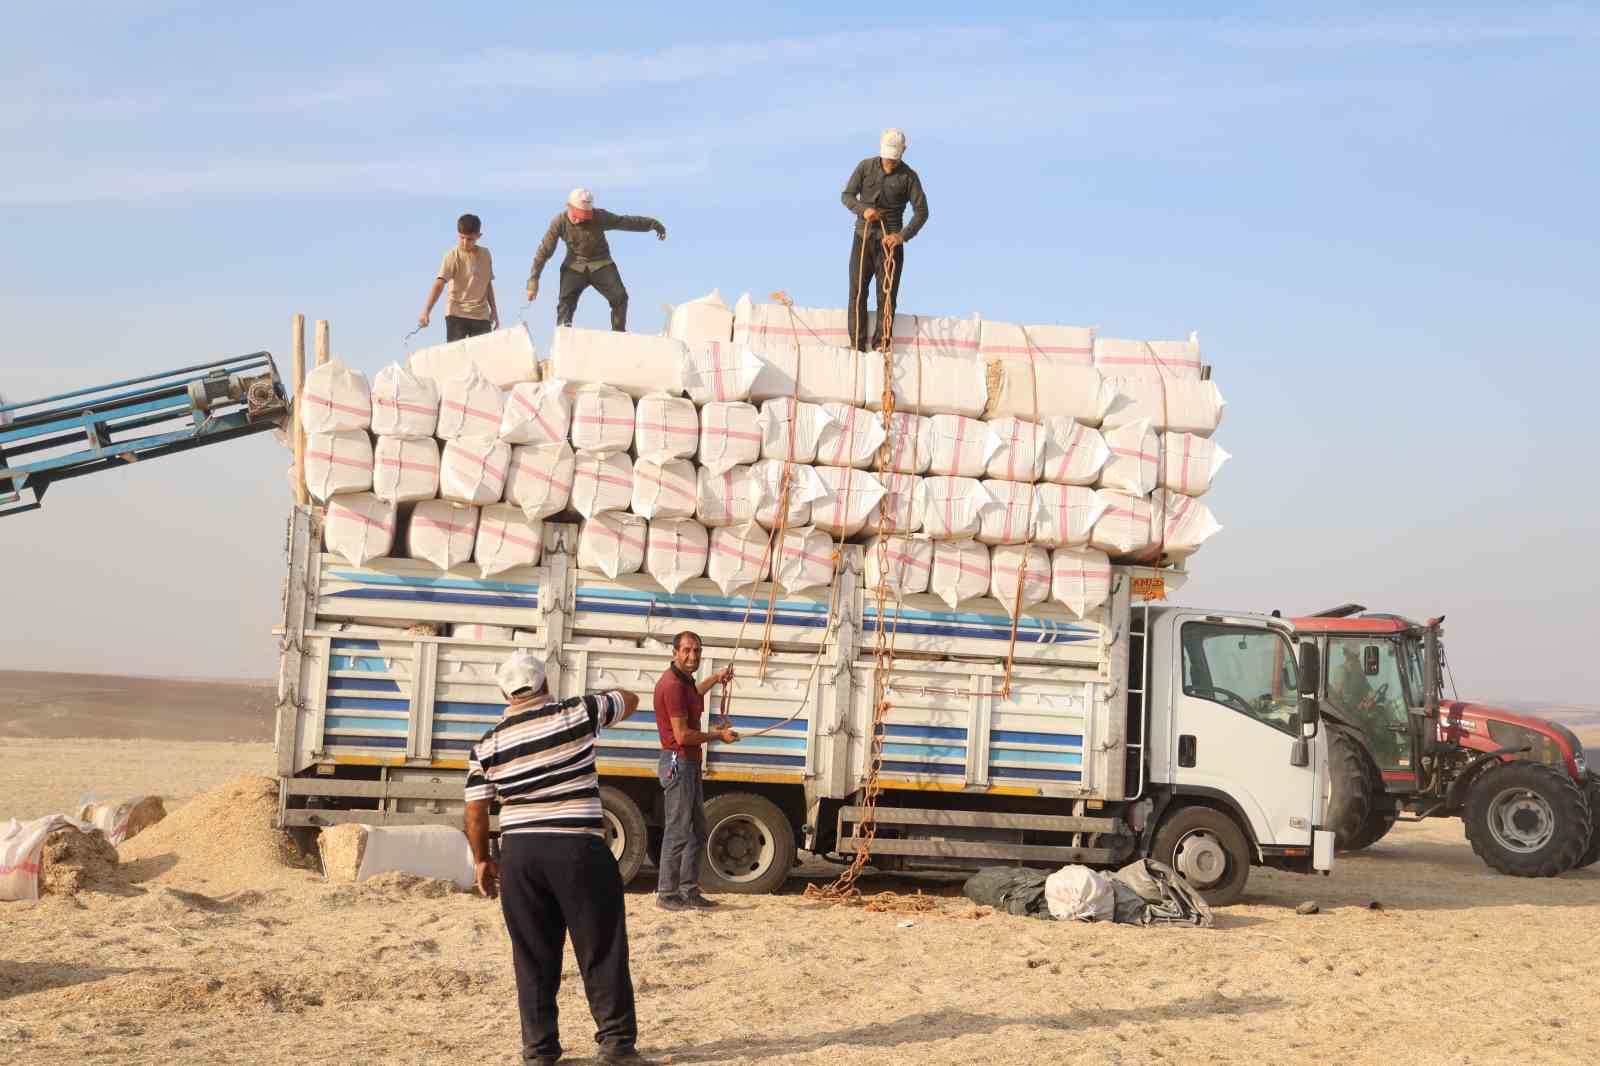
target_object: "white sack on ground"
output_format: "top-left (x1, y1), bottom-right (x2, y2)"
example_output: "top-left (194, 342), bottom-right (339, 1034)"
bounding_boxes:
top-left (696, 465), bottom-right (758, 528)
top-left (634, 393), bottom-right (700, 462)
top-left (1090, 490), bottom-right (1157, 559)
top-left (1045, 864), bottom-right (1116, 922)
top-left (1098, 420), bottom-right (1159, 497)
top-left (665, 289), bottom-right (734, 348)
top-left (1162, 432), bottom-right (1230, 497)
top-left (881, 411), bottom-right (934, 474)
top-left (682, 341), bottom-right (761, 404)
top-left (323, 493), bottom-right (398, 566)
top-left (408, 500), bottom-right (480, 570)
top-left (990, 544), bottom-right (1052, 617)
top-left (475, 503), bottom-right (543, 577)
top-left (816, 402), bottom-right (888, 469)
top-left (578, 512), bottom-right (647, 578)
top-left (436, 366), bottom-right (505, 440)
top-left (440, 436), bottom-right (511, 505)
top-left (750, 459), bottom-right (827, 529)
top-left (501, 380), bottom-right (572, 445)
top-left (410, 325), bottom-right (539, 388)
top-left (631, 458), bottom-right (698, 520)
top-left (864, 535), bottom-right (933, 596)
top-left (890, 313), bottom-right (982, 358)
top-left (571, 451), bottom-right (635, 518)
top-left (505, 441), bottom-right (575, 520)
top-left (926, 414), bottom-right (1000, 477)
top-left (759, 398), bottom-right (833, 463)
top-left (1154, 490), bottom-right (1223, 561)
top-left (1, 815), bottom-right (90, 901)
top-left (451, 623), bottom-right (515, 642)
top-left (305, 430), bottom-right (373, 502)
top-left (978, 322), bottom-right (1095, 366)
top-left (1034, 485), bottom-right (1108, 549)
top-left (1093, 335), bottom-right (1203, 380)
top-left (867, 472), bottom-right (923, 535)
top-left (346, 825), bottom-right (475, 888)
top-left (1042, 418), bottom-right (1111, 486)
top-left (1101, 377), bottom-right (1225, 437)
top-left (810, 466), bottom-right (887, 538)
top-left (708, 523), bottom-right (772, 595)
top-left (1051, 547), bottom-right (1113, 618)
top-left (930, 539), bottom-right (991, 608)
top-left (697, 401), bottom-right (762, 475)
top-left (370, 362), bottom-right (440, 438)
top-left (775, 526), bottom-right (837, 593)
top-left (917, 477), bottom-right (992, 540)
top-left (569, 384), bottom-right (636, 455)
top-left (984, 361), bottom-right (1115, 425)
top-left (733, 295), bottom-right (852, 354)
top-left (976, 480), bottom-right (1041, 546)
top-left (646, 518), bottom-right (709, 593)
top-left (546, 326), bottom-right (685, 398)
top-left (985, 417), bottom-right (1047, 482)
top-left (749, 345), bottom-right (879, 407)
top-left (870, 350), bottom-right (988, 418)
top-left (300, 360), bottom-right (372, 433)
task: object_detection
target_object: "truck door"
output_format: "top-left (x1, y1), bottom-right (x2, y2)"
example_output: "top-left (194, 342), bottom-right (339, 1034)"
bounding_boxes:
top-left (1324, 636), bottom-right (1418, 790)
top-left (1170, 620), bottom-right (1317, 848)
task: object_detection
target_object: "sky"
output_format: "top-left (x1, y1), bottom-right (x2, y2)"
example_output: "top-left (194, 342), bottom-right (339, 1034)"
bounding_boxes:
top-left (1, 2), bottom-right (1596, 704)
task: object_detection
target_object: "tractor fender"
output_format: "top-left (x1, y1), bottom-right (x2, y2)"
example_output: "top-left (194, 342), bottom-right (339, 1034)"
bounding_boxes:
top-left (1446, 746), bottom-right (1529, 810)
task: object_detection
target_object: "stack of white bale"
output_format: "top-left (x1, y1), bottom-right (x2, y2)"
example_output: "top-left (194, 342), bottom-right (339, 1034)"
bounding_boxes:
top-left (308, 294), bottom-right (1228, 621)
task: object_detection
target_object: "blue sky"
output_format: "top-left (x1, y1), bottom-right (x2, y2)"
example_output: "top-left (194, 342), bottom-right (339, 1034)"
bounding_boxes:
top-left (2, 3), bottom-right (1596, 703)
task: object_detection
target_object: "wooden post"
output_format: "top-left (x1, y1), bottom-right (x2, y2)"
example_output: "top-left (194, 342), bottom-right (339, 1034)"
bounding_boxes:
top-left (292, 314), bottom-right (309, 506)
top-left (315, 319), bottom-right (330, 367)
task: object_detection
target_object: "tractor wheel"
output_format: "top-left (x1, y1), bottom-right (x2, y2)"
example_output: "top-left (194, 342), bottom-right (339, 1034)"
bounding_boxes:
top-left (1464, 761), bottom-right (1592, 877)
top-left (1326, 725), bottom-right (1378, 851)
top-left (1343, 801), bottom-right (1400, 852)
top-left (699, 792), bottom-right (797, 895)
top-left (599, 786), bottom-right (648, 887)
top-left (1574, 771), bottom-right (1600, 870)
top-left (1152, 805), bottom-right (1252, 907)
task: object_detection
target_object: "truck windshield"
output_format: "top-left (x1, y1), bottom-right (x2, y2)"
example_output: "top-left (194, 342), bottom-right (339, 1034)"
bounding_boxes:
top-left (1180, 623), bottom-right (1300, 734)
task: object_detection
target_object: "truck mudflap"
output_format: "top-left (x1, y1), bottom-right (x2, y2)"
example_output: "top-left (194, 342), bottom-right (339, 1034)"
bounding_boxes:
top-left (1313, 828), bottom-right (1335, 871)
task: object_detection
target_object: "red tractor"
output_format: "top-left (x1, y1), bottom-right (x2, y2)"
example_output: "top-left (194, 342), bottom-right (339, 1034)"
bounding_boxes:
top-left (1293, 606), bottom-right (1597, 877)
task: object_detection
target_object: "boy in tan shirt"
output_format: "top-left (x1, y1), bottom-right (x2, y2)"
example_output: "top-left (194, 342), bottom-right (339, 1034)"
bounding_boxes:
top-left (420, 213), bottom-right (499, 341)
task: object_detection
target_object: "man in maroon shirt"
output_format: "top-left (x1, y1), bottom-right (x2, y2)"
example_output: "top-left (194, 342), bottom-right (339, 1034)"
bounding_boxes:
top-left (653, 631), bottom-right (738, 911)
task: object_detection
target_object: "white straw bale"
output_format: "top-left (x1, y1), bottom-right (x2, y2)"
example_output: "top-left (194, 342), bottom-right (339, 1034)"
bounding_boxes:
top-left (863, 535), bottom-right (933, 596)
top-left (810, 466), bottom-right (887, 538)
top-left (410, 325), bottom-right (539, 388)
top-left (774, 526), bottom-right (837, 593)
top-left (697, 401), bottom-right (763, 474)
top-left (408, 500), bottom-right (480, 569)
top-left (1041, 418), bottom-right (1110, 486)
top-left (569, 384), bottom-right (636, 454)
top-left (372, 436), bottom-right (441, 504)
top-left (1033, 485), bottom-right (1108, 549)
top-left (1161, 433), bottom-right (1230, 497)
top-left (749, 345), bottom-right (880, 407)
top-left (436, 365), bottom-right (506, 440)
top-left (984, 361), bottom-right (1115, 425)
top-left (631, 458), bottom-right (698, 520)
top-left (304, 430), bottom-right (373, 502)
top-left (867, 472), bottom-right (923, 535)
top-left (978, 321), bottom-right (1095, 366)
top-left (645, 518), bottom-right (709, 592)
top-left (634, 393), bottom-right (700, 462)
top-left (371, 362), bottom-right (440, 438)
top-left (505, 441), bottom-right (575, 520)
top-left (1098, 419), bottom-right (1160, 497)
top-left (578, 512), bottom-right (647, 578)
top-left (440, 436), bottom-right (511, 505)
top-left (989, 544), bottom-right (1052, 617)
top-left (707, 523), bottom-right (773, 595)
top-left (926, 414), bottom-right (1000, 477)
top-left (815, 402), bottom-right (889, 469)
top-left (1093, 335), bottom-right (1203, 380)
top-left (323, 493), bottom-right (398, 566)
top-left (758, 397), bottom-right (832, 463)
top-left (682, 340), bottom-right (761, 404)
top-left (929, 539), bottom-right (991, 608)
top-left (452, 623), bottom-right (516, 641)
top-left (547, 326), bottom-right (685, 398)
top-left (881, 412), bottom-right (934, 474)
top-left (300, 360), bottom-right (372, 433)
top-left (1089, 490), bottom-right (1157, 559)
top-left (889, 313), bottom-right (982, 358)
top-left (917, 477), bottom-right (992, 540)
top-left (571, 451), bottom-right (635, 518)
top-left (696, 465), bottom-right (758, 528)
top-left (732, 295), bottom-right (852, 355)
top-left (1101, 377), bottom-right (1225, 437)
top-left (976, 480), bottom-right (1041, 546)
top-left (665, 289), bottom-right (735, 348)
top-left (984, 417), bottom-right (1047, 482)
top-left (475, 503), bottom-right (543, 576)
top-left (501, 380), bottom-right (572, 445)
top-left (1051, 547), bottom-right (1113, 618)
top-left (750, 460), bottom-right (826, 530)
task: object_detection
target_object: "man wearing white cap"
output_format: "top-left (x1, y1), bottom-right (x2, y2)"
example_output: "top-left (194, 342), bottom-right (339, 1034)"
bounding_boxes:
top-left (526, 188), bottom-right (666, 332)
top-left (465, 652), bottom-right (646, 1064)
top-left (840, 127), bottom-right (930, 351)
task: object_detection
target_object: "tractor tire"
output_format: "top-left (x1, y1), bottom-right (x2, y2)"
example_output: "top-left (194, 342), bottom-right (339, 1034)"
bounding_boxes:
top-left (599, 786), bottom-right (648, 887)
top-left (1574, 771), bottom-right (1600, 870)
top-left (699, 792), bottom-right (797, 895)
top-left (1342, 801), bottom-right (1400, 853)
top-left (1464, 761), bottom-right (1591, 877)
top-left (1152, 805), bottom-right (1252, 907)
top-left (1326, 725), bottom-right (1378, 852)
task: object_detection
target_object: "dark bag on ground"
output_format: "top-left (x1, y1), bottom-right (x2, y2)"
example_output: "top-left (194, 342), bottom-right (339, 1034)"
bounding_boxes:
top-left (961, 866), bottom-right (1051, 918)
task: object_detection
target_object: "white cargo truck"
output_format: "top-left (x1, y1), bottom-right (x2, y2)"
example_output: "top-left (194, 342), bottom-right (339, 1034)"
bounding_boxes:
top-left (274, 505), bottom-right (1334, 904)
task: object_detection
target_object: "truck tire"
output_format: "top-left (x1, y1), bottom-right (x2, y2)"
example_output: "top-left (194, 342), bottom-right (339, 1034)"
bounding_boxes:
top-left (1343, 801), bottom-right (1400, 853)
top-left (600, 786), bottom-right (648, 887)
top-left (1152, 805), bottom-right (1251, 907)
top-left (1574, 771), bottom-right (1600, 870)
top-left (1327, 724), bottom-right (1378, 852)
top-left (1464, 761), bottom-right (1591, 877)
top-left (699, 792), bottom-right (796, 895)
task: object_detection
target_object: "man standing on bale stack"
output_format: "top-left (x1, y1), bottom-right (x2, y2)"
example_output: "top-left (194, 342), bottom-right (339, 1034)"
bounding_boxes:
top-left (526, 188), bottom-right (666, 332)
top-left (841, 128), bottom-right (929, 351)
top-left (419, 213), bottom-right (499, 341)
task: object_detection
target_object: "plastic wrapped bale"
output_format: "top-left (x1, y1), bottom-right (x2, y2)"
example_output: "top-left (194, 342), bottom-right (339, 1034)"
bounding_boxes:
top-left (758, 397), bottom-right (832, 463)
top-left (1089, 490), bottom-right (1157, 559)
top-left (77, 796), bottom-right (167, 846)
top-left (749, 345), bottom-right (881, 407)
top-left (317, 824), bottom-right (474, 888)
top-left (631, 458), bottom-right (698, 521)
top-left (300, 359), bottom-right (372, 433)
top-left (1041, 418), bottom-right (1110, 486)
top-left (505, 441), bottom-right (575, 519)
top-left (1098, 419), bottom-right (1159, 497)
top-left (436, 436), bottom-right (508, 505)
top-left (869, 349), bottom-right (988, 418)
top-left (978, 321), bottom-right (1095, 367)
top-left (410, 324), bottom-right (539, 388)
top-left (1101, 377), bottom-right (1225, 437)
top-left (1051, 547), bottom-right (1113, 618)
top-left (984, 417), bottom-right (1046, 482)
top-left (732, 294), bottom-right (852, 355)
top-left (926, 414), bottom-right (1000, 477)
top-left (774, 526), bottom-right (837, 593)
top-left (815, 402), bottom-right (888, 469)
top-left (475, 503), bottom-right (543, 576)
top-left (370, 362), bottom-right (440, 438)
top-left (546, 326), bottom-right (685, 398)
top-left (39, 823), bottom-right (119, 896)
top-left (1093, 335), bottom-right (1204, 380)
top-left (984, 361), bottom-right (1115, 425)
top-left (324, 493), bottom-right (398, 566)
top-left (989, 544), bottom-right (1052, 617)
top-left (810, 466), bottom-right (886, 538)
top-left (750, 460), bottom-right (826, 530)
top-left (1033, 485), bottom-right (1108, 549)
top-left (408, 500), bottom-right (480, 569)
top-left (707, 523), bottom-right (772, 595)
top-left (696, 465), bottom-right (757, 528)
top-left (1153, 490), bottom-right (1222, 562)
top-left (645, 518), bottom-right (709, 592)
top-left (881, 411), bottom-right (934, 474)
top-left (571, 451), bottom-right (634, 518)
top-left (682, 340), bottom-right (761, 404)
top-left (451, 623), bottom-right (515, 641)
top-left (304, 430), bottom-right (373, 502)
top-left (501, 380), bottom-right (572, 445)
top-left (917, 477), bottom-right (992, 540)
top-left (976, 479), bottom-right (1040, 546)
top-left (1162, 432), bottom-right (1230, 497)
top-left (929, 539), bottom-right (991, 608)
top-left (634, 393), bottom-right (700, 462)
top-left (863, 535), bottom-right (933, 596)
top-left (866, 472), bottom-right (923, 535)
top-left (372, 436), bottom-right (441, 504)
top-left (436, 364), bottom-right (506, 440)
top-left (569, 383), bottom-right (636, 454)
top-left (698, 401), bottom-right (762, 474)
top-left (578, 512), bottom-right (647, 578)
top-left (1045, 865), bottom-right (1116, 921)
top-left (665, 289), bottom-right (735, 348)
top-left (889, 313), bottom-right (982, 358)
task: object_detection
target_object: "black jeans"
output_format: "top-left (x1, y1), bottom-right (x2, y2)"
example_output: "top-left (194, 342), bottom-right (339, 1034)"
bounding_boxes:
top-left (445, 315), bottom-right (493, 342)
top-left (846, 233), bottom-right (904, 351)
top-left (556, 263), bottom-right (629, 331)
top-left (656, 750), bottom-right (706, 896)
top-left (500, 833), bottom-right (637, 1062)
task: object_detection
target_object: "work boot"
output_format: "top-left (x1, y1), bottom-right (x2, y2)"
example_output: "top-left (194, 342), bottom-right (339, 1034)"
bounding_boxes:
top-left (682, 888), bottom-right (719, 909)
top-left (655, 893), bottom-right (688, 912)
top-left (599, 1046), bottom-right (650, 1064)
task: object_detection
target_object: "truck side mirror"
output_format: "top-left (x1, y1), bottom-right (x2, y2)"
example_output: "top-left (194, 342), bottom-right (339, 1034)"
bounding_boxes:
top-left (1297, 642), bottom-right (1321, 737)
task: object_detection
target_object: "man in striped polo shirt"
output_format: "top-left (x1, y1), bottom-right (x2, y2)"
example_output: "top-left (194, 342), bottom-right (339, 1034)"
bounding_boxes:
top-left (465, 652), bottom-right (643, 1065)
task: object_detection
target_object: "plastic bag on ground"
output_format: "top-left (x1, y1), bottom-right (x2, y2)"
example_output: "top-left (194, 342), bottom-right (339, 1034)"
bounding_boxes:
top-left (1093, 335), bottom-right (1204, 380)
top-left (1098, 419), bottom-right (1159, 497)
top-left (1041, 418), bottom-right (1111, 486)
top-left (505, 441), bottom-right (575, 520)
top-left (881, 411), bottom-right (934, 474)
top-left (646, 518), bottom-right (709, 592)
top-left (408, 500), bottom-right (480, 569)
top-left (1044, 864), bottom-right (1116, 922)
top-left (976, 480), bottom-right (1041, 546)
top-left (815, 402), bottom-right (888, 469)
top-left (578, 512), bottom-right (647, 578)
top-left (926, 414), bottom-right (1001, 477)
top-left (984, 361), bottom-right (1115, 425)
top-left (978, 322), bottom-right (1095, 366)
top-left (436, 365), bottom-right (505, 440)
top-left (989, 544), bottom-right (1052, 616)
top-left (930, 539), bottom-right (991, 608)
top-left (1051, 547), bottom-right (1113, 618)
top-left (1162, 432), bottom-right (1230, 497)
top-left (1033, 485), bottom-right (1108, 549)
top-left (475, 503), bottom-right (543, 577)
top-left (750, 460), bottom-right (827, 529)
top-left (373, 436), bottom-right (441, 504)
top-left (696, 465), bottom-right (758, 528)
top-left (682, 341), bottom-right (761, 404)
top-left (501, 380), bottom-right (572, 445)
top-left (440, 436), bottom-right (510, 505)
top-left (305, 430), bottom-right (373, 502)
top-left (698, 401), bottom-right (762, 475)
top-left (76, 796), bottom-right (165, 846)
top-left (634, 393), bottom-right (700, 462)
top-left (810, 466), bottom-right (887, 538)
top-left (1101, 377), bottom-right (1225, 437)
top-left (917, 477), bottom-right (992, 540)
top-left (758, 398), bottom-right (833, 463)
top-left (749, 345), bottom-right (880, 407)
top-left (370, 362), bottom-right (440, 438)
top-left (774, 526), bottom-right (837, 593)
top-left (1111, 858), bottom-right (1214, 927)
top-left (546, 326), bottom-right (685, 398)
top-left (708, 523), bottom-right (772, 595)
top-left (631, 458), bottom-right (698, 520)
top-left (864, 535), bottom-right (933, 596)
top-left (410, 324), bottom-right (539, 388)
top-left (985, 417), bottom-right (1046, 482)
top-left (866, 472), bottom-right (922, 535)
top-left (300, 359), bottom-right (372, 433)
top-left (961, 866), bottom-right (1051, 918)
top-left (323, 493), bottom-right (398, 566)
top-left (571, 451), bottom-right (635, 518)
top-left (665, 289), bottom-right (734, 348)
top-left (569, 384), bottom-right (636, 455)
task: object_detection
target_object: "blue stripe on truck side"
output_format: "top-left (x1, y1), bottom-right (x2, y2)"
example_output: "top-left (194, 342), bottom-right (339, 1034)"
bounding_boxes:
top-left (990, 729), bottom-right (1083, 747)
top-left (326, 588), bottom-right (539, 609)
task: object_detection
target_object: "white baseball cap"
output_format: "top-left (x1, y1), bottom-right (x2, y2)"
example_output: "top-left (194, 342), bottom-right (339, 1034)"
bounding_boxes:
top-left (879, 128), bottom-right (907, 161)
top-left (567, 187), bottom-right (595, 209)
top-left (496, 651), bottom-right (547, 699)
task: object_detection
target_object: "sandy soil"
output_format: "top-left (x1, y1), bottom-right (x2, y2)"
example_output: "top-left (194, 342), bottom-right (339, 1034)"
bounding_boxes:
top-left (0, 671), bottom-right (274, 742)
top-left (2, 737), bottom-right (272, 822)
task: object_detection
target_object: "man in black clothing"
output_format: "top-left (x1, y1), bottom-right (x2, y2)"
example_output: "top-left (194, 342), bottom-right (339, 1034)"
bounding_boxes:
top-left (840, 128), bottom-right (930, 351)
top-left (526, 187), bottom-right (666, 332)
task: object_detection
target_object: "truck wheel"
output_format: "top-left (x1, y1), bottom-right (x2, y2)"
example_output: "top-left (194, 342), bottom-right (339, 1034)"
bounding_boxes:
top-left (700, 792), bottom-right (796, 895)
top-left (1327, 725), bottom-right (1377, 851)
top-left (1343, 801), bottom-right (1400, 852)
top-left (1574, 771), bottom-right (1600, 870)
top-left (600, 786), bottom-right (648, 887)
top-left (1464, 761), bottom-right (1591, 877)
top-left (1152, 805), bottom-right (1251, 907)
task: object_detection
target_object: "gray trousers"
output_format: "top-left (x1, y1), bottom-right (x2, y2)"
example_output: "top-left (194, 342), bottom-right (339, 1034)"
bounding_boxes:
top-left (656, 750), bottom-right (706, 896)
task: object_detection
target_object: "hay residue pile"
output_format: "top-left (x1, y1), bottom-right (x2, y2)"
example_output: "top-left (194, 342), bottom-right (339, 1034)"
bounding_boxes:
top-left (118, 775), bottom-right (311, 893)
top-left (317, 823), bottom-right (367, 883)
top-left (39, 825), bottom-right (119, 895)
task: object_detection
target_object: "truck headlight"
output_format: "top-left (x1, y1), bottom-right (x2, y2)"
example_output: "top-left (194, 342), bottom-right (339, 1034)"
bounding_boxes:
top-left (1486, 720), bottom-right (1567, 769)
